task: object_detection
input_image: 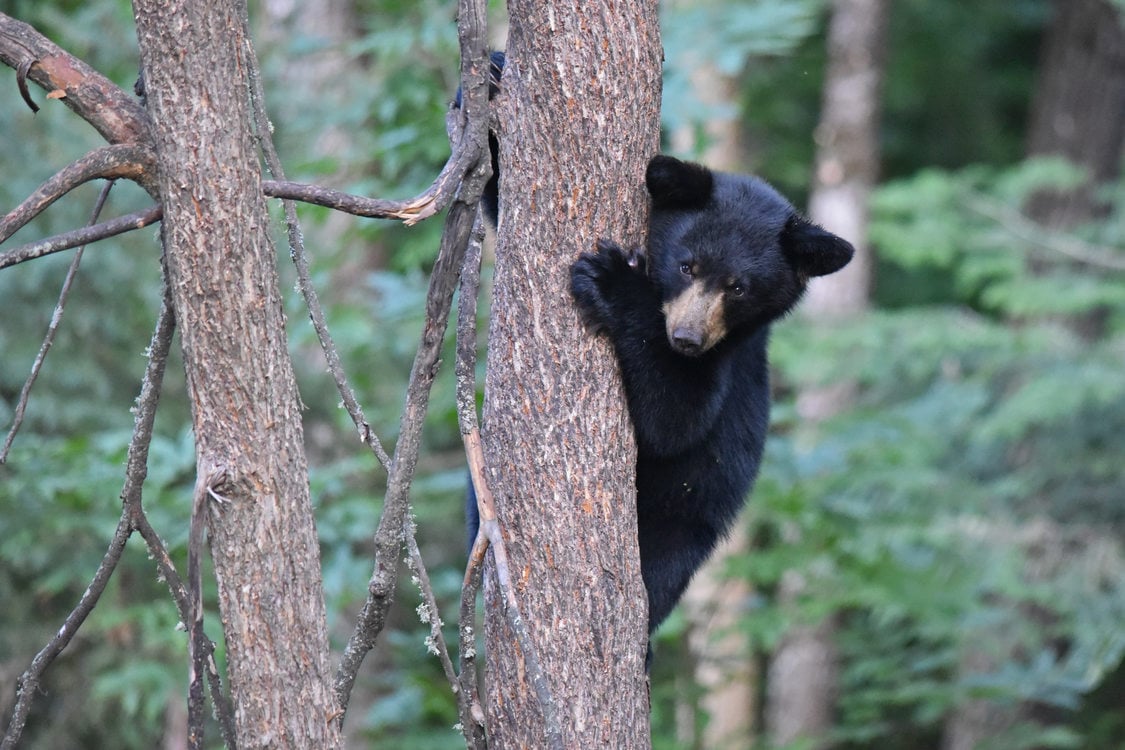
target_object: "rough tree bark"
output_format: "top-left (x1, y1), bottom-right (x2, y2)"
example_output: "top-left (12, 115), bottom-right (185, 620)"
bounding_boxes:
top-left (132, 1), bottom-right (341, 747)
top-left (767, 0), bottom-right (887, 746)
top-left (479, 2), bottom-right (662, 747)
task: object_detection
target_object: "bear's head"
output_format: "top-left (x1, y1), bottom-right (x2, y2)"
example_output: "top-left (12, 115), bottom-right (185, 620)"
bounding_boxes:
top-left (645, 155), bottom-right (854, 357)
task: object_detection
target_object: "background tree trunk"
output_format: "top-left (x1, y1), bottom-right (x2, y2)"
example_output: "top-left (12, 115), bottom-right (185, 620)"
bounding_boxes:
top-left (132, 1), bottom-right (341, 747)
top-left (1025, 0), bottom-right (1125, 226)
top-left (479, 3), bottom-right (661, 747)
top-left (768, 0), bottom-right (887, 746)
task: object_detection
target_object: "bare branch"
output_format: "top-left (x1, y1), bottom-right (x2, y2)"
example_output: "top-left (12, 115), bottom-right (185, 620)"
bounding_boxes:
top-left (262, 180), bottom-right (441, 225)
top-left (458, 542), bottom-right (488, 749)
top-left (3, 286), bottom-right (175, 749)
top-left (1, 180), bottom-right (113, 463)
top-left (0, 510), bottom-right (133, 750)
top-left (404, 519), bottom-right (460, 686)
top-left (332, 0), bottom-right (493, 718)
top-left (966, 194), bottom-right (1125, 271)
top-left (187, 465), bottom-right (230, 750)
top-left (242, 33), bottom-right (392, 471)
top-left (121, 289), bottom-right (237, 750)
top-left (0, 12), bottom-right (150, 148)
top-left (453, 217), bottom-right (489, 749)
top-left (0, 144), bottom-right (154, 245)
top-left (0, 204), bottom-right (162, 271)
top-left (16, 56), bottom-right (37, 112)
top-left (333, 195), bottom-right (480, 714)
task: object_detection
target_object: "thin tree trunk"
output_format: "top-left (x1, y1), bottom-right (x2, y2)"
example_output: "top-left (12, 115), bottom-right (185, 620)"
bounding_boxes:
top-left (132, 2), bottom-right (341, 747)
top-left (683, 526), bottom-right (758, 749)
top-left (768, 0), bottom-right (887, 745)
top-left (479, 3), bottom-right (661, 747)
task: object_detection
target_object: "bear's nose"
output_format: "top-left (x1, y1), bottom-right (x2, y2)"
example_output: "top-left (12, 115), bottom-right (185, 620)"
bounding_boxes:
top-left (671, 328), bottom-right (704, 356)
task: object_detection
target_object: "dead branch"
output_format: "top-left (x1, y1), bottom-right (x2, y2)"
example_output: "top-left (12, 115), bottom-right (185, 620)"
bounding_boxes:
top-left (0, 12), bottom-right (150, 148)
top-left (333, 192), bottom-right (481, 717)
top-left (0, 513), bottom-right (133, 750)
top-left (2, 283), bottom-right (229, 750)
top-left (453, 216), bottom-right (489, 749)
top-left (966, 194), bottom-right (1125, 271)
top-left (461, 427), bottom-right (564, 749)
top-left (0, 204), bottom-right (162, 271)
top-left (187, 465), bottom-right (230, 750)
top-left (331, 0), bottom-right (493, 720)
top-left (0, 144), bottom-right (154, 245)
top-left (123, 289), bottom-right (238, 750)
top-left (262, 180), bottom-right (436, 226)
top-left (1, 180), bottom-right (111, 463)
top-left (241, 30), bottom-right (393, 471)
top-left (404, 520), bottom-right (460, 685)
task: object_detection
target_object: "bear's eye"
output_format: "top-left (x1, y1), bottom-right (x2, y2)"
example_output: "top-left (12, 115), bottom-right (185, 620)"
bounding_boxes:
top-left (728, 281), bottom-right (746, 297)
top-left (679, 262), bottom-right (693, 277)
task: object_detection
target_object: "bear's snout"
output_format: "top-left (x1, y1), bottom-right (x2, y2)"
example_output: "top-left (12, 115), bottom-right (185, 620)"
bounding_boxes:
top-left (662, 282), bottom-right (727, 356)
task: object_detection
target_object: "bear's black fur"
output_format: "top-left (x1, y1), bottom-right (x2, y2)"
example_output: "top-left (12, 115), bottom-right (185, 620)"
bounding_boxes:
top-left (460, 52), bottom-right (855, 660)
top-left (570, 156), bottom-right (853, 641)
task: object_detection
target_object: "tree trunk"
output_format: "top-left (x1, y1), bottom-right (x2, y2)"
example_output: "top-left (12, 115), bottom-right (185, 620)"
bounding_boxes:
top-left (1025, 0), bottom-right (1125, 225)
top-left (479, 3), bottom-right (661, 747)
top-left (132, 2), bottom-right (341, 747)
top-left (768, 0), bottom-right (887, 746)
top-left (683, 526), bottom-right (758, 749)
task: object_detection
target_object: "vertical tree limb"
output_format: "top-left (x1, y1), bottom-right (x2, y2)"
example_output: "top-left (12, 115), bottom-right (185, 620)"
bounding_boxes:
top-left (331, 0), bottom-right (492, 719)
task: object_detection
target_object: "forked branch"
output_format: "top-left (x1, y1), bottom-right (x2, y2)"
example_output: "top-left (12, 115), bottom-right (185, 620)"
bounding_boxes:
top-left (1, 180), bottom-right (111, 463)
top-left (2, 284), bottom-right (234, 750)
top-left (0, 144), bottom-right (154, 245)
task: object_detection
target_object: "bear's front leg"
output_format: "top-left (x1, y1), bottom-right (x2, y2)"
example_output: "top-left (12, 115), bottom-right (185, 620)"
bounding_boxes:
top-left (569, 239), bottom-right (655, 334)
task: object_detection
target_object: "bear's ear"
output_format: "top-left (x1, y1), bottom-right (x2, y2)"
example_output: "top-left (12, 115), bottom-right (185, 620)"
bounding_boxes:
top-left (780, 215), bottom-right (855, 278)
top-left (646, 155), bottom-right (715, 210)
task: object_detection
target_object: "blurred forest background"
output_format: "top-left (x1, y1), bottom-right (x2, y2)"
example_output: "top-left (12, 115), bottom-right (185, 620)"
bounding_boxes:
top-left (1, 0), bottom-right (1123, 748)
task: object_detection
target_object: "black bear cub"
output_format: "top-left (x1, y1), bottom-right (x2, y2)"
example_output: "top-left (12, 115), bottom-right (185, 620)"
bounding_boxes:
top-left (459, 53), bottom-right (854, 662)
top-left (570, 155), bottom-right (853, 649)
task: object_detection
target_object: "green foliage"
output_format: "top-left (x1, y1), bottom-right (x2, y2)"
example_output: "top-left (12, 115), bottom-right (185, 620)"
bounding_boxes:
top-left (728, 156), bottom-right (1125, 747)
top-left (735, 0), bottom-right (1048, 202)
top-left (870, 158), bottom-right (1125, 322)
top-left (661, 0), bottom-right (826, 138)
